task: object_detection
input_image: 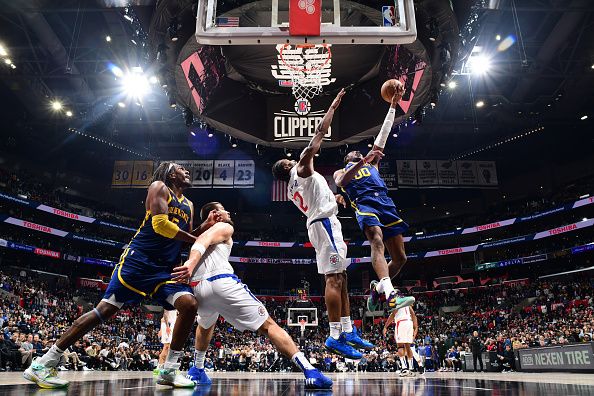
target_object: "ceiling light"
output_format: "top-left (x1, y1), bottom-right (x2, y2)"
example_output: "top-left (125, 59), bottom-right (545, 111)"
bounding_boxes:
top-left (149, 76), bottom-right (158, 84)
top-left (4, 58), bottom-right (12, 65)
top-left (495, 34), bottom-right (501, 41)
top-left (415, 231), bottom-right (424, 236)
top-left (190, 131), bottom-right (196, 137)
top-left (122, 73), bottom-right (150, 99)
top-left (51, 101), bottom-right (63, 111)
top-left (583, 218), bottom-right (588, 222)
top-left (208, 132), bottom-right (213, 138)
top-left (65, 110), bottom-right (73, 117)
top-left (448, 81), bottom-right (457, 89)
top-left (109, 64), bottom-right (124, 78)
top-left (232, 142), bottom-right (238, 148)
top-left (117, 102), bottom-right (126, 108)
top-left (10, 64), bottom-right (16, 69)
top-left (105, 35), bottom-right (111, 42)
top-left (580, 115), bottom-right (588, 120)
top-left (476, 100), bottom-right (485, 108)
top-left (468, 55), bottom-right (491, 75)
top-left (0, 45), bottom-right (7, 56)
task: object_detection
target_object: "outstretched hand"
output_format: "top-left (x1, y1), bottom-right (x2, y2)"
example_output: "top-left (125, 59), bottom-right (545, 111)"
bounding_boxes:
top-left (335, 194), bottom-right (347, 208)
top-left (171, 260), bottom-right (196, 283)
top-left (364, 149), bottom-right (384, 164)
top-left (330, 88), bottom-right (346, 110)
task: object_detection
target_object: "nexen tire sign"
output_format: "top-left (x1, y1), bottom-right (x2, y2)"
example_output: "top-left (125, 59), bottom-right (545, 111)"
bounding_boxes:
top-left (268, 97), bottom-right (337, 143)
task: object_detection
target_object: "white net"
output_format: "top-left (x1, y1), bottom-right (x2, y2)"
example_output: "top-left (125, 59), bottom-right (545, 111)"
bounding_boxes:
top-left (279, 44), bottom-right (332, 100)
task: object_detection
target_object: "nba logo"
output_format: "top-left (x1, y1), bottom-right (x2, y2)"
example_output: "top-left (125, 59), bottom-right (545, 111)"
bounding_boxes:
top-left (382, 6), bottom-right (395, 26)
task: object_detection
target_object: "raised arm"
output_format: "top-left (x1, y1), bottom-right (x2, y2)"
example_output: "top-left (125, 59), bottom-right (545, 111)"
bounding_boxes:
top-left (148, 181), bottom-right (196, 244)
top-left (171, 222), bottom-right (234, 282)
top-left (369, 84), bottom-right (405, 165)
top-left (296, 89), bottom-right (345, 178)
top-left (333, 150), bottom-right (384, 188)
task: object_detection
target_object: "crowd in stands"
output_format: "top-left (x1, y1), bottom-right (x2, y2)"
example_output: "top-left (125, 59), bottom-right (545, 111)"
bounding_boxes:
top-left (2, 268), bottom-right (592, 373)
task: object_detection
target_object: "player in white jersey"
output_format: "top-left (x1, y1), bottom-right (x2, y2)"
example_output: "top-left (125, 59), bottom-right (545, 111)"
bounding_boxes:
top-left (154, 309), bottom-right (177, 374)
top-left (383, 305), bottom-right (422, 376)
top-left (170, 202), bottom-right (333, 390)
top-left (272, 89), bottom-right (376, 359)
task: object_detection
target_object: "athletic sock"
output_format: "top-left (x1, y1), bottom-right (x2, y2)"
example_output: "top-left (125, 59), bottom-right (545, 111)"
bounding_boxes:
top-left (413, 350), bottom-right (422, 366)
top-left (399, 357), bottom-right (407, 369)
top-left (379, 277), bottom-right (395, 299)
top-left (291, 351), bottom-right (315, 372)
top-left (164, 349), bottom-right (183, 370)
top-left (193, 350), bottom-right (206, 369)
top-left (408, 358), bottom-right (414, 370)
top-left (329, 322), bottom-right (341, 340)
top-left (340, 316), bottom-right (353, 333)
top-left (38, 344), bottom-right (64, 367)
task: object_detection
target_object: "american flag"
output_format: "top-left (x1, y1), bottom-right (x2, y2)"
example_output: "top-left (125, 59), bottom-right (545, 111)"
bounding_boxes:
top-left (271, 180), bottom-right (289, 202)
top-left (216, 17), bottom-right (239, 27)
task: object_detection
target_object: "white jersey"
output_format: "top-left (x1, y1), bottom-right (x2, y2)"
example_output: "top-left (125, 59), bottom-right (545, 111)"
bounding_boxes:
top-left (394, 306), bottom-right (412, 322)
top-left (288, 167), bottom-right (337, 227)
top-left (191, 240), bottom-right (234, 281)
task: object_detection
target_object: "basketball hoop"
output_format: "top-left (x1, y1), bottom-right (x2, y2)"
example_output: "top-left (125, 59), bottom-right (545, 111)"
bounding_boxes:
top-left (279, 43), bottom-right (332, 100)
top-left (299, 318), bottom-right (307, 335)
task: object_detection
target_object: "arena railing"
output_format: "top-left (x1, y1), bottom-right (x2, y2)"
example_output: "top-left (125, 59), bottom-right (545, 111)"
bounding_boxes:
top-left (1, 191), bottom-right (592, 244)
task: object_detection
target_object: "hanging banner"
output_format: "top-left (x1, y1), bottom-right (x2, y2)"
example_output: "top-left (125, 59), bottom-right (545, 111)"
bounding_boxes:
top-left (457, 161), bottom-right (479, 186)
top-left (476, 161), bottom-right (498, 186)
top-left (378, 160), bottom-right (398, 190)
top-left (396, 160), bottom-right (417, 186)
top-left (437, 160), bottom-right (458, 186)
top-left (416, 160), bottom-right (438, 186)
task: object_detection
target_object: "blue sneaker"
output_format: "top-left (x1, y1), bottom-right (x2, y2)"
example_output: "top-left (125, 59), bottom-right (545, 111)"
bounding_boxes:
top-left (386, 291), bottom-right (415, 311)
top-left (343, 326), bottom-right (374, 350)
top-left (324, 335), bottom-right (363, 359)
top-left (304, 369), bottom-right (333, 390)
top-left (186, 366), bottom-right (211, 385)
top-left (366, 280), bottom-right (381, 311)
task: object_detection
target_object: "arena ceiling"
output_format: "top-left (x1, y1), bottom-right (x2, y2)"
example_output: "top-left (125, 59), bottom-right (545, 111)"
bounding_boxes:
top-left (0, 0), bottom-right (593, 158)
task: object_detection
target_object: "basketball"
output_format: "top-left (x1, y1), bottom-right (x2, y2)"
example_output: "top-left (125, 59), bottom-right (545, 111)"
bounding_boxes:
top-left (381, 79), bottom-right (404, 103)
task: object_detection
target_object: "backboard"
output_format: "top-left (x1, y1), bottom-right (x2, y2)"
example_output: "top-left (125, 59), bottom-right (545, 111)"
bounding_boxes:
top-left (196, 0), bottom-right (417, 45)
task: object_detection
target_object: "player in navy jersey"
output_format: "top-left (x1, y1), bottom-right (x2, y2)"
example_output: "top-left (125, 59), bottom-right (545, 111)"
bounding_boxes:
top-left (334, 86), bottom-right (415, 312)
top-left (25, 162), bottom-right (218, 389)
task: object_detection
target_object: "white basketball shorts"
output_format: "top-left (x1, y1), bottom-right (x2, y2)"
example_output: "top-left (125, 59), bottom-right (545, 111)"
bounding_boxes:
top-left (308, 215), bottom-right (349, 275)
top-left (160, 322), bottom-right (173, 344)
top-left (395, 319), bottom-right (414, 344)
top-left (193, 274), bottom-right (269, 332)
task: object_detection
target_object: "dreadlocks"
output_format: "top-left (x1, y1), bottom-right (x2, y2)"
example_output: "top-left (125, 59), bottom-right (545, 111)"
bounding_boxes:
top-left (151, 162), bottom-right (176, 187)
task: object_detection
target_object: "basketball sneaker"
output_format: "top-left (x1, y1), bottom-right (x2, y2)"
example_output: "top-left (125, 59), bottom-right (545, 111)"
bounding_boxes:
top-left (342, 326), bottom-right (374, 350)
top-left (386, 291), bottom-right (415, 311)
top-left (187, 366), bottom-right (212, 386)
top-left (366, 280), bottom-right (382, 311)
top-left (23, 359), bottom-right (69, 389)
top-left (304, 369), bottom-right (333, 390)
top-left (399, 369), bottom-right (410, 377)
top-left (156, 363), bottom-right (195, 388)
top-left (153, 364), bottom-right (162, 377)
top-left (324, 336), bottom-right (363, 359)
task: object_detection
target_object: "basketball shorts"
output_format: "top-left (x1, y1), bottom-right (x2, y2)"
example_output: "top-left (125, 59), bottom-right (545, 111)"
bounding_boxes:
top-left (351, 194), bottom-right (409, 239)
top-left (308, 215), bottom-right (349, 275)
top-left (395, 319), bottom-right (414, 344)
top-left (101, 248), bottom-right (193, 311)
top-left (193, 274), bottom-right (269, 332)
top-left (160, 322), bottom-right (173, 344)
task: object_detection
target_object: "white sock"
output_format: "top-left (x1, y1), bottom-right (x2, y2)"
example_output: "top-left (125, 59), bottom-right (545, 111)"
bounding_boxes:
top-left (329, 322), bottom-right (341, 339)
top-left (413, 350), bottom-right (422, 366)
top-left (378, 277), bottom-right (395, 299)
top-left (399, 357), bottom-right (406, 369)
top-left (340, 316), bottom-right (353, 333)
top-left (292, 352), bottom-right (315, 372)
top-left (164, 349), bottom-right (183, 369)
top-left (38, 344), bottom-right (64, 367)
top-left (193, 350), bottom-right (206, 369)
top-left (408, 358), bottom-right (414, 370)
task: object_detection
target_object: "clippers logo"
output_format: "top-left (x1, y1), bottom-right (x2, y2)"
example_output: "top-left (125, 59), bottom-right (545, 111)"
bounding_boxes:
top-left (298, 0), bottom-right (316, 14)
top-left (258, 306), bottom-right (266, 317)
top-left (294, 99), bottom-right (311, 116)
top-left (271, 44), bottom-right (336, 88)
top-left (382, 6), bottom-right (395, 26)
top-left (329, 253), bottom-right (340, 266)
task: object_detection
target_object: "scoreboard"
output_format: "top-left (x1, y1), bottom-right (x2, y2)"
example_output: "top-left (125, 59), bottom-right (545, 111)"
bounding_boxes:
top-left (112, 160), bottom-right (255, 189)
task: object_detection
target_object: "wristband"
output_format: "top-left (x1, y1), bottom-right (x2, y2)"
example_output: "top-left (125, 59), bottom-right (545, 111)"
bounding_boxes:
top-left (191, 242), bottom-right (207, 255)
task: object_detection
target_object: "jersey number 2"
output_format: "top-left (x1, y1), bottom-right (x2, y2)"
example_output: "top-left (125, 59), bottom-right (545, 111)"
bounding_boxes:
top-left (293, 192), bottom-right (308, 212)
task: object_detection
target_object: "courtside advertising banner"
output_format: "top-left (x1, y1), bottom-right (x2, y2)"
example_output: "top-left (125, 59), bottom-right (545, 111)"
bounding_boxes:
top-left (518, 343), bottom-right (594, 372)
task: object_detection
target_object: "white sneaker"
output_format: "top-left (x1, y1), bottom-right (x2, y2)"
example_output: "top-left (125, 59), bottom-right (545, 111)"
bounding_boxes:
top-left (399, 369), bottom-right (410, 377)
top-left (83, 366), bottom-right (92, 371)
top-left (156, 364), bottom-right (195, 388)
top-left (23, 359), bottom-right (69, 389)
top-left (407, 370), bottom-right (416, 377)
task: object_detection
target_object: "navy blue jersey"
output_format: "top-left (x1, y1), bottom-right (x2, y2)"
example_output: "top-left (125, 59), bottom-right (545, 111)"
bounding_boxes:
top-left (341, 162), bottom-right (388, 201)
top-left (127, 188), bottom-right (192, 265)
